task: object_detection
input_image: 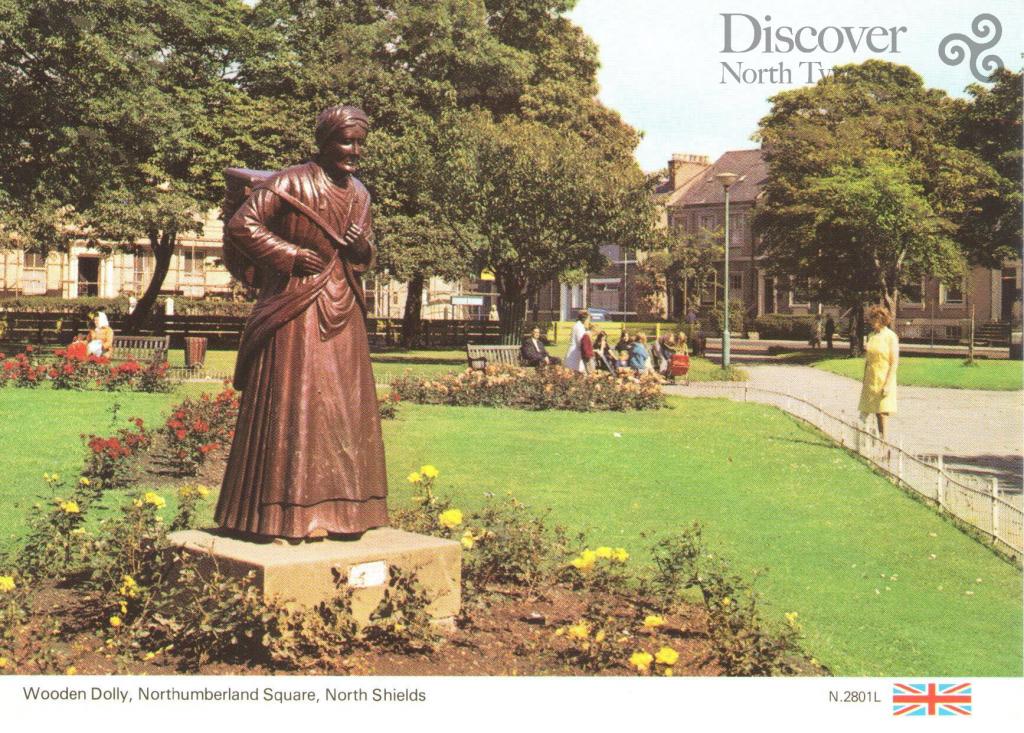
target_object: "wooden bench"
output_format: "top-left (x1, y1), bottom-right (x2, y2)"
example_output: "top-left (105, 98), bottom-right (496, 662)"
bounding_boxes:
top-left (465, 343), bottom-right (523, 369)
top-left (112, 335), bottom-right (170, 365)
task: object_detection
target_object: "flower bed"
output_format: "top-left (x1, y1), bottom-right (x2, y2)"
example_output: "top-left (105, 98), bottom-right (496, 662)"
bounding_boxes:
top-left (390, 364), bottom-right (666, 411)
top-left (161, 386), bottom-right (240, 475)
top-left (0, 349), bottom-right (172, 392)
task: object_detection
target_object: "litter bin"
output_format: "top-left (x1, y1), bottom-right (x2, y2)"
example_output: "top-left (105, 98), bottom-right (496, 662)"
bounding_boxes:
top-left (1011, 331), bottom-right (1022, 361)
top-left (184, 336), bottom-right (208, 369)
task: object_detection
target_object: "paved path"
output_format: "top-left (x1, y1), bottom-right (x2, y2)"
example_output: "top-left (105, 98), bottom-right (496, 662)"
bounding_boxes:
top-left (670, 364), bottom-right (1024, 490)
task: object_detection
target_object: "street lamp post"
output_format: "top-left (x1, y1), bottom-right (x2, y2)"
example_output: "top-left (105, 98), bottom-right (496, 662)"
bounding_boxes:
top-left (715, 172), bottom-right (739, 369)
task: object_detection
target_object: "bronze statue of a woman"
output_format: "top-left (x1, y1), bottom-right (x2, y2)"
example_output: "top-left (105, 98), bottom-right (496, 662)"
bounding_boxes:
top-left (216, 105), bottom-right (388, 540)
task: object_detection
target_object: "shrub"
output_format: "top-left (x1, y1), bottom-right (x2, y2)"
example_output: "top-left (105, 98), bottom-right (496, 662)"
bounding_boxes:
top-left (361, 566), bottom-right (438, 653)
top-left (1, 350), bottom-right (47, 388)
top-left (708, 299), bottom-right (745, 335)
top-left (0, 295), bottom-right (255, 318)
top-left (48, 350), bottom-right (108, 390)
top-left (378, 392), bottom-right (400, 420)
top-left (0, 572), bottom-right (29, 672)
top-left (752, 314), bottom-right (816, 340)
top-left (169, 484), bottom-right (212, 532)
top-left (81, 418), bottom-right (153, 490)
top-left (645, 524), bottom-right (801, 676)
top-left (15, 474), bottom-right (96, 580)
top-left (162, 386), bottom-right (240, 475)
top-left (392, 364), bottom-right (667, 412)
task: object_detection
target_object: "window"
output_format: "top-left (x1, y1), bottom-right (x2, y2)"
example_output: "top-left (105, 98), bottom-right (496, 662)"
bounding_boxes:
top-left (24, 252), bottom-right (46, 269)
top-left (729, 213), bottom-right (747, 247)
top-left (901, 278), bottom-right (924, 306)
top-left (21, 252), bottom-right (46, 294)
top-left (941, 281), bottom-right (964, 305)
top-left (728, 273), bottom-right (743, 292)
top-left (698, 213), bottom-right (718, 232)
top-left (789, 278), bottom-right (812, 306)
top-left (133, 251), bottom-right (153, 291)
top-left (183, 249), bottom-right (205, 274)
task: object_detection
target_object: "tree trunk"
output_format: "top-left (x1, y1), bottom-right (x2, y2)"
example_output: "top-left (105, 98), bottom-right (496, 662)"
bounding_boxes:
top-left (125, 229), bottom-right (175, 332)
top-left (496, 278), bottom-right (529, 345)
top-left (848, 300), bottom-right (864, 357)
top-left (400, 271), bottom-right (425, 348)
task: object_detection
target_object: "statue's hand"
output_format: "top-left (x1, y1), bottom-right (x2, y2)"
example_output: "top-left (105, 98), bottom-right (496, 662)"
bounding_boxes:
top-left (342, 223), bottom-right (364, 247)
top-left (293, 249), bottom-right (327, 276)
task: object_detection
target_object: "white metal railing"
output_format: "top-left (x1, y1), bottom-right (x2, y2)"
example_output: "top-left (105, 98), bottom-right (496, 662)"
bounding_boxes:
top-left (676, 382), bottom-right (1023, 560)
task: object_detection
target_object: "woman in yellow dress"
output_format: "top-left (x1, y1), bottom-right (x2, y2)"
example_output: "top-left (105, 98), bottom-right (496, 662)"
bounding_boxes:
top-left (858, 305), bottom-right (899, 438)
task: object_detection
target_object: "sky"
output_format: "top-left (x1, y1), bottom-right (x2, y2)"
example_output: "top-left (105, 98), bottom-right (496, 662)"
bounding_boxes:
top-left (567, 0), bottom-right (1024, 171)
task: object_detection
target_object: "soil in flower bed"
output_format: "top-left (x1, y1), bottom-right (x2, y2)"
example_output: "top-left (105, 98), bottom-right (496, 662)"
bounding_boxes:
top-left (7, 582), bottom-right (743, 676)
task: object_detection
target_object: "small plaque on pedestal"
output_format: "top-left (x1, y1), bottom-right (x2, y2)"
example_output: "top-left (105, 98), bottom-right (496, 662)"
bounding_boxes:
top-left (167, 527), bottom-right (461, 625)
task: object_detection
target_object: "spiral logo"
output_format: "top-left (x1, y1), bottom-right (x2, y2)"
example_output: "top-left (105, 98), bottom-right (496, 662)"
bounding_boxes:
top-left (939, 14), bottom-right (1004, 82)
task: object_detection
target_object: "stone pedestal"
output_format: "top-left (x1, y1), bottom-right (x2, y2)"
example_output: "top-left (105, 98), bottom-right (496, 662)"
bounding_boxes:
top-left (167, 527), bottom-right (461, 625)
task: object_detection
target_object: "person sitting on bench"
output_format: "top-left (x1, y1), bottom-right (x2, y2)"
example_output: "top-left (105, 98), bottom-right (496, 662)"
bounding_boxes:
top-left (86, 312), bottom-right (114, 357)
top-left (521, 326), bottom-right (559, 367)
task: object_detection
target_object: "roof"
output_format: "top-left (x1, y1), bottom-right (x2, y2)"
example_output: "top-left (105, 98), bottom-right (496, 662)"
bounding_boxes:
top-left (673, 149), bottom-right (768, 207)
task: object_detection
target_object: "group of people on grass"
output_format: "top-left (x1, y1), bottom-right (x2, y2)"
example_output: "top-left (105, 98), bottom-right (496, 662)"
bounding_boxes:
top-left (521, 311), bottom-right (687, 382)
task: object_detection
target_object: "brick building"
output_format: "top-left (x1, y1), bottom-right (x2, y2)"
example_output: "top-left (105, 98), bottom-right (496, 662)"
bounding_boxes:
top-left (667, 148), bottom-right (1022, 338)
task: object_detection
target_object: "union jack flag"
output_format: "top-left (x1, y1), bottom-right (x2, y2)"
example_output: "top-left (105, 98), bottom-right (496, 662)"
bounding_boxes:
top-left (892, 682), bottom-right (972, 716)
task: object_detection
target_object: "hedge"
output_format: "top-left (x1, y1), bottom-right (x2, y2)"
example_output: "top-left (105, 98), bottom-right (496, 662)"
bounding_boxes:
top-left (751, 314), bottom-right (817, 340)
top-left (0, 295), bottom-right (254, 317)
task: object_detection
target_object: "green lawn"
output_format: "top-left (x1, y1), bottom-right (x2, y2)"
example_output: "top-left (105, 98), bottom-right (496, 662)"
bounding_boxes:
top-left (777, 351), bottom-right (1023, 390)
top-left (0, 387), bottom-right (1019, 676)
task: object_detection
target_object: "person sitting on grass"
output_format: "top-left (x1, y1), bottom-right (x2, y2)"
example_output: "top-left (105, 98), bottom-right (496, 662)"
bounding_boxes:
top-left (657, 333), bottom-right (677, 382)
top-left (593, 331), bottom-right (616, 372)
top-left (615, 330), bottom-right (631, 353)
top-left (628, 333), bottom-right (651, 375)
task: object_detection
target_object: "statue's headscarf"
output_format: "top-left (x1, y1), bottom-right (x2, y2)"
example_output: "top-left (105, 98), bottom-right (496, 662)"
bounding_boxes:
top-left (95, 311), bottom-right (110, 329)
top-left (314, 105), bottom-right (369, 149)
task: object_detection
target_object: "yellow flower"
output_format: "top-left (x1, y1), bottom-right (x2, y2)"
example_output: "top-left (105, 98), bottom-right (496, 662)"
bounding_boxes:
top-left (143, 492), bottom-right (166, 508)
top-left (662, 667), bottom-right (674, 677)
top-left (594, 630), bottom-right (607, 643)
top-left (79, 477), bottom-right (91, 486)
top-left (461, 530), bottom-right (475, 550)
top-left (721, 596), bottom-right (731, 607)
top-left (643, 615), bottom-right (665, 628)
top-left (143, 652), bottom-right (156, 661)
top-left (611, 548), bottom-right (629, 563)
top-left (65, 666), bottom-right (77, 675)
top-left (59, 500), bottom-right (80, 514)
top-left (119, 575), bottom-right (139, 598)
top-left (195, 484), bottom-right (210, 497)
top-left (0, 576), bottom-right (15, 593)
top-left (109, 616), bottom-right (122, 628)
top-left (0, 657), bottom-right (7, 668)
top-left (784, 611), bottom-right (800, 627)
top-left (567, 622), bottom-right (590, 640)
top-left (407, 472), bottom-right (423, 484)
top-left (629, 651), bottom-right (653, 672)
top-left (595, 546), bottom-right (613, 559)
top-left (655, 646), bottom-right (679, 666)
top-left (570, 550), bottom-right (597, 572)
top-left (438, 509), bottom-right (463, 529)
top-left (419, 465), bottom-right (439, 479)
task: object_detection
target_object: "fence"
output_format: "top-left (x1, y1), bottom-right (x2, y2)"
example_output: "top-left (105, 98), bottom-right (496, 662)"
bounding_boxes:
top-left (677, 382), bottom-right (1023, 561)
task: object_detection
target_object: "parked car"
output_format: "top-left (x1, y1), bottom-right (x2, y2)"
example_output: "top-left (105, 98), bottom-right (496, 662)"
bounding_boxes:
top-left (586, 307), bottom-right (610, 322)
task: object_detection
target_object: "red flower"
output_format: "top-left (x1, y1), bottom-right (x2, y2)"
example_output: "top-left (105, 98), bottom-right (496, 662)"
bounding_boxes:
top-left (63, 363), bottom-right (74, 374)
top-left (175, 429), bottom-right (187, 440)
top-left (25, 345), bottom-right (34, 353)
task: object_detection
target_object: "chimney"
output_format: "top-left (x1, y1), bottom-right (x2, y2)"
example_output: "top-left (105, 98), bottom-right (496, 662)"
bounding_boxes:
top-left (667, 153), bottom-right (710, 190)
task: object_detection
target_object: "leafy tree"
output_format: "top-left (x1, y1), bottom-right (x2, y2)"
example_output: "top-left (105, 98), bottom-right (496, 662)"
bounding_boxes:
top-left (0, 0), bottom-right (279, 326)
top-left (436, 112), bottom-right (651, 341)
top-left (755, 61), bottom-right (1000, 352)
top-left (953, 68), bottom-right (1023, 270)
top-left (641, 225), bottom-right (724, 319)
